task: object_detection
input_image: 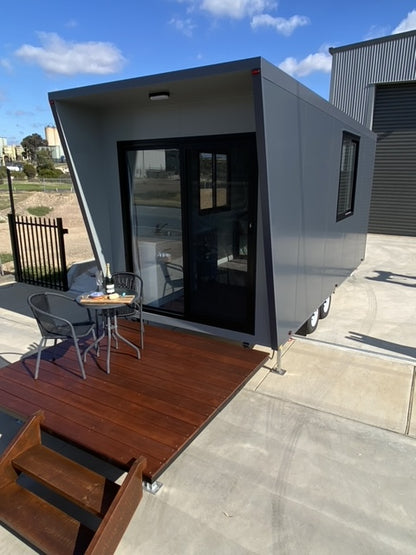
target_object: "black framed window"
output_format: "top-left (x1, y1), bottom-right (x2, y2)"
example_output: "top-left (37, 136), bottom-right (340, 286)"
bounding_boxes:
top-left (199, 151), bottom-right (229, 212)
top-left (336, 132), bottom-right (359, 221)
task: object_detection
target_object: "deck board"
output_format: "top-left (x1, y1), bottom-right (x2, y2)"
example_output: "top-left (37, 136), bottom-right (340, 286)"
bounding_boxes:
top-left (0, 322), bottom-right (268, 482)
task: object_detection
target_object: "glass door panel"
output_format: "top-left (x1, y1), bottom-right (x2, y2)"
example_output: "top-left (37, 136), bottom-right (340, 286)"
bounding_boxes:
top-left (126, 149), bottom-right (184, 314)
top-left (187, 137), bottom-right (256, 332)
top-left (120, 133), bottom-right (257, 333)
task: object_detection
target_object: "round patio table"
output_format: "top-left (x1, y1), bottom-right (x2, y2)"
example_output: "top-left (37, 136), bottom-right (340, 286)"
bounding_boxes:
top-left (77, 292), bottom-right (140, 374)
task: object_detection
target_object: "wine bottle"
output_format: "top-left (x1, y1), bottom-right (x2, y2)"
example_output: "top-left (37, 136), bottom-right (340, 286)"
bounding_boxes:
top-left (104, 262), bottom-right (115, 294)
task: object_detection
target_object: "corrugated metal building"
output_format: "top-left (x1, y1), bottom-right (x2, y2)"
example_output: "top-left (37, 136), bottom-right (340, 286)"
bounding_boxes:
top-left (330, 30), bottom-right (416, 236)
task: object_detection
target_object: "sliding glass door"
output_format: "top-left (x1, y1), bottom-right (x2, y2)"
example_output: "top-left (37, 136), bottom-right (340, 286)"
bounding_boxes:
top-left (119, 133), bottom-right (257, 333)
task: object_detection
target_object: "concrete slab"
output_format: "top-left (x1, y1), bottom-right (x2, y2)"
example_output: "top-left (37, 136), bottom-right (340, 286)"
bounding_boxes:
top-left (118, 389), bottom-right (416, 554)
top-left (312, 234), bottom-right (416, 362)
top-left (0, 281), bottom-right (44, 367)
top-left (257, 338), bottom-right (413, 434)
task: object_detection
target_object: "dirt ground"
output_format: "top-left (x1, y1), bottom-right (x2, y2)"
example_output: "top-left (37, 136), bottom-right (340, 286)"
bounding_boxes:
top-left (0, 191), bottom-right (94, 274)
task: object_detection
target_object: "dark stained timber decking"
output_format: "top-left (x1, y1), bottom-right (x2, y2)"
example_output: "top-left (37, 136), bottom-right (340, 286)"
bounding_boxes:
top-left (0, 323), bottom-right (268, 483)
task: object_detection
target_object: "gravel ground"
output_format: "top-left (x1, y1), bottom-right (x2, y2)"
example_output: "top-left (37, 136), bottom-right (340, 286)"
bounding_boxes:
top-left (0, 191), bottom-right (94, 275)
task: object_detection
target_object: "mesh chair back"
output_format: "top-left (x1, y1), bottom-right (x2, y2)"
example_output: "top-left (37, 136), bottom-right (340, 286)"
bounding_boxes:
top-left (29, 293), bottom-right (72, 338)
top-left (27, 292), bottom-right (96, 380)
top-left (112, 272), bottom-right (143, 318)
top-left (112, 272), bottom-right (144, 348)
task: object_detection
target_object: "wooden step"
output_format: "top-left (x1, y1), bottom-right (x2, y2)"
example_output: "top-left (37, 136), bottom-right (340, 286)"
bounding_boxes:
top-left (0, 481), bottom-right (94, 555)
top-left (0, 411), bottom-right (147, 554)
top-left (12, 444), bottom-right (120, 517)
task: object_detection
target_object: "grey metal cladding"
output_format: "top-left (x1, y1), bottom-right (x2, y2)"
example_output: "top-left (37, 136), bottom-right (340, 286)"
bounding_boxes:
top-left (330, 30), bottom-right (416, 125)
top-left (369, 83), bottom-right (416, 235)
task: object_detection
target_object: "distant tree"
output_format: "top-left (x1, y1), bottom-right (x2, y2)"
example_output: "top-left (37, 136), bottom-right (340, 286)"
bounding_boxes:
top-left (0, 167), bottom-right (7, 179)
top-left (36, 148), bottom-right (55, 172)
top-left (21, 133), bottom-right (48, 162)
top-left (23, 163), bottom-right (36, 179)
top-left (37, 167), bottom-right (64, 178)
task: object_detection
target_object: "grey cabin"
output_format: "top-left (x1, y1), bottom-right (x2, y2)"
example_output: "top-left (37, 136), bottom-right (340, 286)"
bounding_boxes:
top-left (48, 56), bottom-right (376, 351)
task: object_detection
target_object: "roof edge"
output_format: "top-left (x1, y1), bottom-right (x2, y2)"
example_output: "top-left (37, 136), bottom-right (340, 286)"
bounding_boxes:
top-left (329, 29), bottom-right (416, 55)
top-left (48, 57), bottom-right (265, 101)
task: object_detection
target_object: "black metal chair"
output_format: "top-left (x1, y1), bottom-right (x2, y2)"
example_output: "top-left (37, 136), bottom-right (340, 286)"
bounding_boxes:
top-left (28, 292), bottom-right (96, 379)
top-left (112, 272), bottom-right (144, 348)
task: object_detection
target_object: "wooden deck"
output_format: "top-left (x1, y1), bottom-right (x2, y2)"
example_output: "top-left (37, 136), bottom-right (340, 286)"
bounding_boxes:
top-left (0, 322), bottom-right (267, 484)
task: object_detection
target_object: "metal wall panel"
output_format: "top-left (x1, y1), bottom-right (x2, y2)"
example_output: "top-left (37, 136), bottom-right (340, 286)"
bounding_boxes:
top-left (330, 31), bottom-right (416, 125)
top-left (259, 60), bottom-right (375, 345)
top-left (369, 83), bottom-right (416, 235)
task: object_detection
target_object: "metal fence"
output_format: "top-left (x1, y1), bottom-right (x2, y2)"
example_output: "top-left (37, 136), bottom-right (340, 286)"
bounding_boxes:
top-left (8, 214), bottom-right (69, 290)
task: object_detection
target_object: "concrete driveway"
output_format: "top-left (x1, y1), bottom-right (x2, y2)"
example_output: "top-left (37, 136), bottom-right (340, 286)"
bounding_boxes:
top-left (1, 234), bottom-right (416, 554)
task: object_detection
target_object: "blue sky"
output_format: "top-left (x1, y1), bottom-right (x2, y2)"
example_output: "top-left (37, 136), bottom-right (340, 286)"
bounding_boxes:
top-left (1, 1), bottom-right (416, 145)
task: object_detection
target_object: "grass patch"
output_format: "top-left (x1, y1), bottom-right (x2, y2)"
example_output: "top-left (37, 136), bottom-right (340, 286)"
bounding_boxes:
top-left (0, 253), bottom-right (13, 264)
top-left (0, 182), bottom-right (72, 193)
top-left (27, 206), bottom-right (52, 217)
top-left (0, 192), bottom-right (31, 210)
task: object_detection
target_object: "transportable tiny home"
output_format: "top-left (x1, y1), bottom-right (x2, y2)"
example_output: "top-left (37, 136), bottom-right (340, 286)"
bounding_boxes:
top-left (48, 57), bottom-right (376, 351)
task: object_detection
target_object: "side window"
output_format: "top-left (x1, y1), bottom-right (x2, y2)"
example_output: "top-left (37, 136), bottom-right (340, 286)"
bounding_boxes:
top-left (199, 152), bottom-right (229, 212)
top-left (336, 132), bottom-right (359, 221)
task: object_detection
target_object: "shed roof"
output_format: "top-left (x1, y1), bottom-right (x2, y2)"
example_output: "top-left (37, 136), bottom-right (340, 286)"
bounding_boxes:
top-left (329, 29), bottom-right (416, 55)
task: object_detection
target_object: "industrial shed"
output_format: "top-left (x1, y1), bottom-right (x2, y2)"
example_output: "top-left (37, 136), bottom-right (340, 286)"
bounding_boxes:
top-left (49, 57), bottom-right (375, 351)
top-left (330, 30), bottom-right (416, 236)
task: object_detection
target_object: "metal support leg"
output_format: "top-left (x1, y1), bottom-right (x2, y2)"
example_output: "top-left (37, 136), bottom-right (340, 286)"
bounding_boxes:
top-left (143, 480), bottom-right (163, 494)
top-left (271, 345), bottom-right (286, 375)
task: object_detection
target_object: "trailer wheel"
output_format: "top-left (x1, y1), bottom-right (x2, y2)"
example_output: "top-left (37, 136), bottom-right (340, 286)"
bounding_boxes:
top-left (319, 296), bottom-right (331, 319)
top-left (305, 308), bottom-right (319, 334)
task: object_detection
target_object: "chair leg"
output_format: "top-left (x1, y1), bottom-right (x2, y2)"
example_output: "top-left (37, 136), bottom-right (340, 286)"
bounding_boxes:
top-left (34, 337), bottom-right (47, 380)
top-left (73, 340), bottom-right (87, 380)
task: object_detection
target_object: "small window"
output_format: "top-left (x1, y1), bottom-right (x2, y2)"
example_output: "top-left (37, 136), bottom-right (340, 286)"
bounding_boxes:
top-left (336, 132), bottom-right (359, 221)
top-left (199, 152), bottom-right (229, 212)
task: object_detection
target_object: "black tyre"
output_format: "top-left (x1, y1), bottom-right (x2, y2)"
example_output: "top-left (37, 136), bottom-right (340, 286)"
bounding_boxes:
top-left (319, 296), bottom-right (331, 319)
top-left (305, 308), bottom-right (319, 334)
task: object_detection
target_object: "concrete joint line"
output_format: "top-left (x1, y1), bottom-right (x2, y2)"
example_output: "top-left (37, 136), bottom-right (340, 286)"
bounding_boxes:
top-left (405, 366), bottom-right (416, 436)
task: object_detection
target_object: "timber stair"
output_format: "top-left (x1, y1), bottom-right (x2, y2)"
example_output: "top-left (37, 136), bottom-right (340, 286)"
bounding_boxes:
top-left (0, 410), bottom-right (146, 554)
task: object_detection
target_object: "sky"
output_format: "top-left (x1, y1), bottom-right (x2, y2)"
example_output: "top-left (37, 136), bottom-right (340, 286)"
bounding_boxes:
top-left (1, 0), bottom-right (416, 145)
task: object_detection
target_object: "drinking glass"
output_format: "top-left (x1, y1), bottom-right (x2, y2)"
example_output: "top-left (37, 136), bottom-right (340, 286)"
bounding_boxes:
top-left (95, 270), bottom-right (103, 292)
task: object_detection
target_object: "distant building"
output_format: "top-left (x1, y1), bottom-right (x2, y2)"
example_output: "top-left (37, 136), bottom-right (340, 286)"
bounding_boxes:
top-left (0, 137), bottom-right (7, 166)
top-left (45, 125), bottom-right (64, 161)
top-left (330, 30), bottom-right (416, 236)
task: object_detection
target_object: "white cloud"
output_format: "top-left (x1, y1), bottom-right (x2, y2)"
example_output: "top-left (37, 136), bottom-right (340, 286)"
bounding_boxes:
top-left (279, 48), bottom-right (332, 77)
top-left (65, 19), bottom-right (78, 29)
top-left (200, 0), bottom-right (276, 19)
top-left (392, 9), bottom-right (416, 34)
top-left (0, 58), bottom-right (12, 73)
top-left (15, 32), bottom-right (126, 76)
top-left (169, 17), bottom-right (196, 37)
top-left (251, 13), bottom-right (310, 36)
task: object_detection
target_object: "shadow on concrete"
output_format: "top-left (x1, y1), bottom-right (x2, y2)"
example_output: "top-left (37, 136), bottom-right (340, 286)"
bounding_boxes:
top-left (366, 270), bottom-right (416, 288)
top-left (0, 282), bottom-right (47, 318)
top-left (347, 331), bottom-right (416, 360)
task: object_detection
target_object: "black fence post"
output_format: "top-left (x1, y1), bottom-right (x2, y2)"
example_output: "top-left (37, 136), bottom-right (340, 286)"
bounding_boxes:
top-left (8, 213), bottom-right (22, 282)
top-left (6, 169), bottom-right (15, 217)
top-left (56, 218), bottom-right (69, 291)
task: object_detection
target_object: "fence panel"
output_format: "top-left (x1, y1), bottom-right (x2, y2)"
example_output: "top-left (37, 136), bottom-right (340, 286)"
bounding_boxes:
top-left (8, 214), bottom-right (69, 290)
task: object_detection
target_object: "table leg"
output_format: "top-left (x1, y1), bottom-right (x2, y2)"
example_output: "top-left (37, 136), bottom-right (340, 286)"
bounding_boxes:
top-left (112, 315), bottom-right (141, 360)
top-left (83, 307), bottom-right (140, 374)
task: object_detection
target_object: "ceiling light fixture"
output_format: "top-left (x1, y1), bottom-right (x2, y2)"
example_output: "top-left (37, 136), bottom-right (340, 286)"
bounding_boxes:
top-left (148, 91), bottom-right (170, 101)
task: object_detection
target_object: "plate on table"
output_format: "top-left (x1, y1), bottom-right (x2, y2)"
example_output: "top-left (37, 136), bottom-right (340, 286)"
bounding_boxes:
top-left (88, 291), bottom-right (105, 298)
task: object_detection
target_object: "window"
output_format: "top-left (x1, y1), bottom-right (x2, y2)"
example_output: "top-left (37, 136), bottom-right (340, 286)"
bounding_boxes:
top-left (199, 152), bottom-right (229, 212)
top-left (336, 132), bottom-right (359, 221)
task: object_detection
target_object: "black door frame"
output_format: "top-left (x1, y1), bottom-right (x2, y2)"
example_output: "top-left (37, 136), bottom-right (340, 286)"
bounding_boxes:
top-left (118, 132), bottom-right (258, 333)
